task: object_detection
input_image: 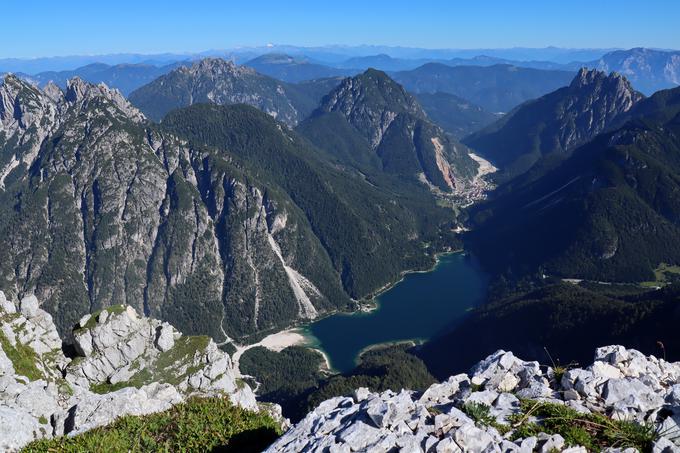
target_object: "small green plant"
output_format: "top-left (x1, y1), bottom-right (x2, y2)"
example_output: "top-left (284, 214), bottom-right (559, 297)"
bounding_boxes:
top-left (508, 400), bottom-right (658, 452)
top-left (462, 402), bottom-right (511, 434)
top-left (463, 402), bottom-right (495, 425)
top-left (543, 347), bottom-right (577, 384)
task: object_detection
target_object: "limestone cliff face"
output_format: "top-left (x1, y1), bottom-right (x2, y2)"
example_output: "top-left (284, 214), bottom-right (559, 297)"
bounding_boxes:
top-left (0, 291), bottom-right (268, 452)
top-left (0, 75), bottom-right (344, 341)
top-left (268, 346), bottom-right (680, 453)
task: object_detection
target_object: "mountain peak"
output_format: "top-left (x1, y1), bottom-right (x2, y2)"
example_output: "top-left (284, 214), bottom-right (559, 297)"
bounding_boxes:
top-left (1, 73), bottom-right (56, 129)
top-left (319, 70), bottom-right (426, 148)
top-left (569, 68), bottom-right (642, 108)
top-left (185, 57), bottom-right (256, 77)
top-left (359, 67), bottom-right (391, 80)
top-left (571, 67), bottom-right (628, 89)
top-left (42, 80), bottom-right (63, 102)
top-left (64, 76), bottom-right (145, 122)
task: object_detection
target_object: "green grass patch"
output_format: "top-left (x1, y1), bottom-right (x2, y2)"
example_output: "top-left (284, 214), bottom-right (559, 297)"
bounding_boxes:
top-left (509, 400), bottom-right (658, 452)
top-left (22, 396), bottom-right (282, 453)
top-left (0, 330), bottom-right (43, 381)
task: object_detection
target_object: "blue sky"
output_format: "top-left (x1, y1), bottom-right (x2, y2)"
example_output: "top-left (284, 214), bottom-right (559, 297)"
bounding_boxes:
top-left (3, 0), bottom-right (679, 58)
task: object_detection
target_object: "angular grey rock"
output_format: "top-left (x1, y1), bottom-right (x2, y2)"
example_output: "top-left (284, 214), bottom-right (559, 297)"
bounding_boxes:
top-left (467, 389), bottom-right (499, 407)
top-left (0, 406), bottom-right (47, 452)
top-left (354, 387), bottom-right (371, 402)
top-left (454, 423), bottom-right (495, 453)
top-left (538, 433), bottom-right (565, 453)
top-left (419, 374), bottom-right (469, 405)
top-left (0, 291), bottom-right (15, 314)
top-left (336, 419), bottom-right (385, 451)
top-left (436, 437), bottom-right (462, 453)
top-left (518, 437), bottom-right (538, 453)
top-left (268, 345), bottom-right (680, 453)
top-left (19, 295), bottom-right (39, 318)
top-left (155, 323), bottom-right (176, 352)
top-left (654, 436), bottom-right (680, 453)
top-left (67, 383), bottom-right (182, 435)
top-left (0, 292), bottom-right (266, 451)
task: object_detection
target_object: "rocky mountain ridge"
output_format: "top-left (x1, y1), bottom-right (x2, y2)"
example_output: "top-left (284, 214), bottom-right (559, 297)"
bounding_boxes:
top-left (0, 290), bottom-right (267, 452)
top-left (268, 345), bottom-right (680, 452)
top-left (465, 68), bottom-right (644, 177)
top-left (128, 58), bottom-right (320, 125)
top-left (318, 68), bottom-right (428, 149)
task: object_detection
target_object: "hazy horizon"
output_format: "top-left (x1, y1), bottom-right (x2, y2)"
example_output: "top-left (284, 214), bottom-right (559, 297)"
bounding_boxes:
top-left (5, 0), bottom-right (679, 59)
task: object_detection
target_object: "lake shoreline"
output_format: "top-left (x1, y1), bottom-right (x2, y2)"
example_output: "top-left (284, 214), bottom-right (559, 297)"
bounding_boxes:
top-left (363, 249), bottom-right (465, 302)
top-left (233, 250), bottom-right (480, 376)
top-left (303, 252), bottom-right (487, 373)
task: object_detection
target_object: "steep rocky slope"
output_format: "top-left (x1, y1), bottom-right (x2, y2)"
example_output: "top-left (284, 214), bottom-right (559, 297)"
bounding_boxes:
top-left (268, 346), bottom-right (680, 452)
top-left (0, 290), bottom-right (264, 451)
top-left (128, 58), bottom-right (320, 125)
top-left (298, 69), bottom-right (480, 196)
top-left (465, 68), bottom-right (644, 177)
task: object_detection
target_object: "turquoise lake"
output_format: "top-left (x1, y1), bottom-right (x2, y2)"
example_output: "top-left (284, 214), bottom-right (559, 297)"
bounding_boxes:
top-left (304, 252), bottom-right (488, 372)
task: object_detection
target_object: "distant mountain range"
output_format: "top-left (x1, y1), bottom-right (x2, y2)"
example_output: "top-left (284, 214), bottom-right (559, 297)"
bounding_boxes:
top-left (18, 62), bottom-right (185, 95)
top-left (4, 48), bottom-right (679, 104)
top-left (589, 48), bottom-right (680, 95)
top-left (243, 53), bottom-right (357, 83)
top-left (0, 46), bottom-right (617, 73)
top-left (392, 63), bottom-right (576, 112)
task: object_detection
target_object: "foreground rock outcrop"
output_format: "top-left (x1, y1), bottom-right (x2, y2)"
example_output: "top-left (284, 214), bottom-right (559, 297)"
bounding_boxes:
top-left (0, 290), bottom-right (264, 452)
top-left (268, 346), bottom-right (680, 452)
